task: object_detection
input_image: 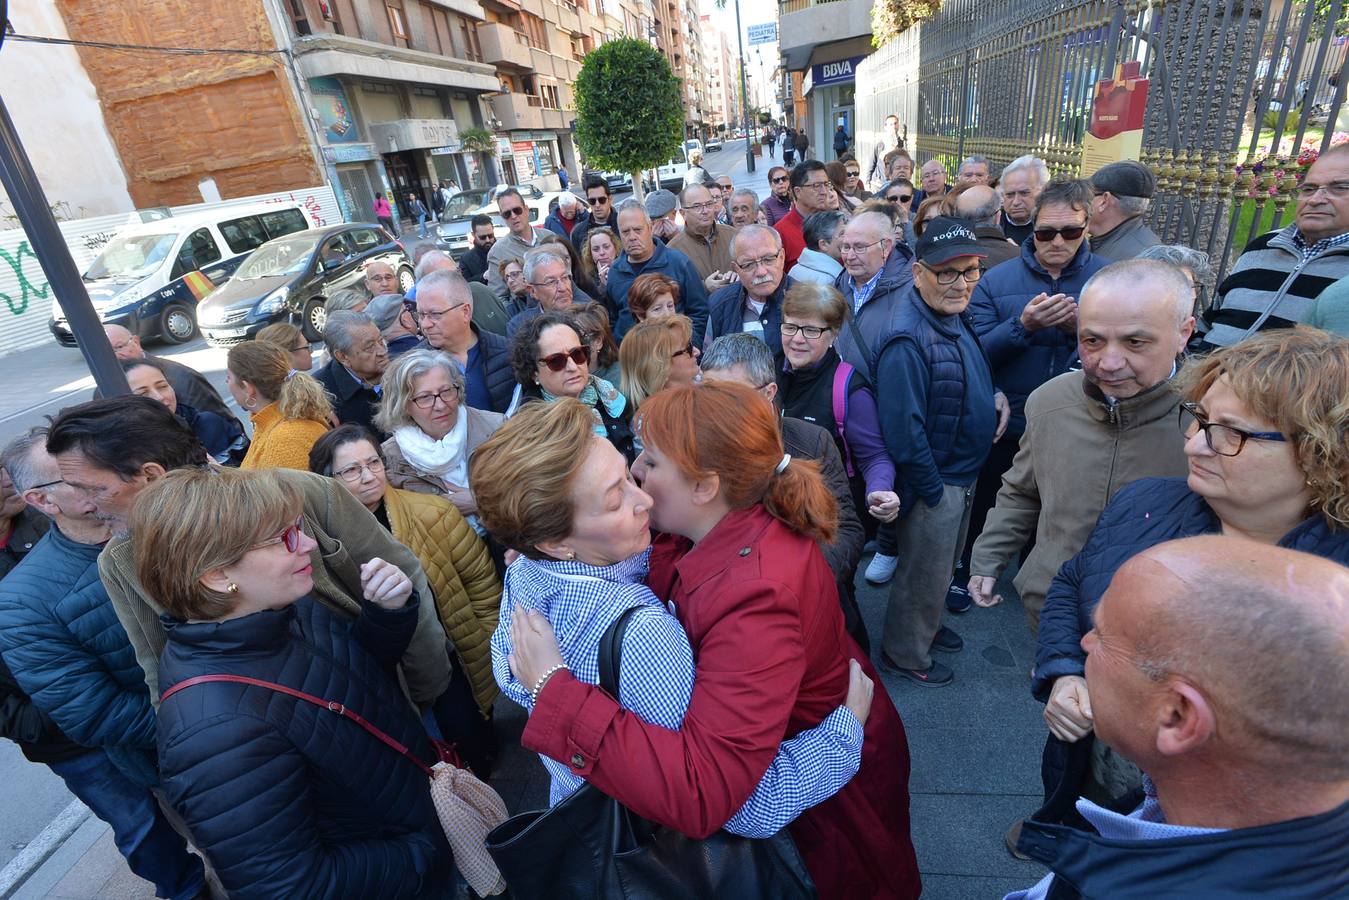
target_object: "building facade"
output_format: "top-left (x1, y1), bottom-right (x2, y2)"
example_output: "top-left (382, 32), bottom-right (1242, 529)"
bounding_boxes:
top-left (777, 0), bottom-right (872, 158)
top-left (700, 15), bottom-right (735, 132)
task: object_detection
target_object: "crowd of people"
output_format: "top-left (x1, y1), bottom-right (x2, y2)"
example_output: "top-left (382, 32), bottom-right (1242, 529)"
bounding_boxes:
top-left (0, 111), bottom-right (1347, 900)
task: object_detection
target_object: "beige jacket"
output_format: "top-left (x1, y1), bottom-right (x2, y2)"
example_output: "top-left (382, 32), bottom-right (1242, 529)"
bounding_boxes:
top-left (98, 468), bottom-right (452, 706)
top-left (380, 407), bottom-right (504, 513)
top-left (969, 370), bottom-right (1189, 627)
top-left (668, 223), bottom-right (740, 280)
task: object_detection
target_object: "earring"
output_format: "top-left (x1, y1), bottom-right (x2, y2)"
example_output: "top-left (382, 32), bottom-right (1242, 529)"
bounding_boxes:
top-left (226, 582), bottom-right (239, 594)
top-left (564, 550), bottom-right (575, 561)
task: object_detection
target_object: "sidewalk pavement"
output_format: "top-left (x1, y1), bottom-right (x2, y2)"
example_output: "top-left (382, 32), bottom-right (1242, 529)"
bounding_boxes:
top-left (15, 556), bottom-right (1047, 899)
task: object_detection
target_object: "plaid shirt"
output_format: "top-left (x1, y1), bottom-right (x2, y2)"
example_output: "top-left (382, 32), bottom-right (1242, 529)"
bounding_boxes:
top-left (491, 552), bottom-right (864, 838)
top-left (845, 266), bottom-right (886, 314)
top-left (1291, 224), bottom-right (1349, 260)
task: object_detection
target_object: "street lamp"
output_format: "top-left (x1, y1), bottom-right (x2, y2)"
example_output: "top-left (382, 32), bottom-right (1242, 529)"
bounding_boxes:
top-left (731, 0), bottom-right (754, 173)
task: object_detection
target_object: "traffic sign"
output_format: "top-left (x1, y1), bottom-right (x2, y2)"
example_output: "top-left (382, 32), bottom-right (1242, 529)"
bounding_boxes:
top-left (747, 22), bottom-right (777, 45)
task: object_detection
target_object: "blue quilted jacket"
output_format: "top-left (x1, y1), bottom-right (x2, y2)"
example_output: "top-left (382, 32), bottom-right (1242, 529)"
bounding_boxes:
top-left (0, 526), bottom-right (157, 785)
top-left (156, 595), bottom-right (452, 899)
top-left (1034, 477), bottom-right (1349, 700)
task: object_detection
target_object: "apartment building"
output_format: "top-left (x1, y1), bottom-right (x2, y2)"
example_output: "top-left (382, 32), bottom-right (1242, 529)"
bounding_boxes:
top-left (777, 0), bottom-right (872, 155)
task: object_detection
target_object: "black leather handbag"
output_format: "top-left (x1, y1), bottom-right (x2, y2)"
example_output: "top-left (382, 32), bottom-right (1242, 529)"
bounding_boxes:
top-left (485, 606), bottom-right (818, 899)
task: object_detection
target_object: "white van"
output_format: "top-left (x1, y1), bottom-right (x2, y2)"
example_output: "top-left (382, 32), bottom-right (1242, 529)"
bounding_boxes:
top-left (49, 202), bottom-right (314, 347)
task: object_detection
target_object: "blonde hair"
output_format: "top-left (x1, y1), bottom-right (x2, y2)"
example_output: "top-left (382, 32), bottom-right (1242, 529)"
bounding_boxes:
top-left (131, 467), bottom-right (303, 621)
top-left (227, 341), bottom-right (334, 424)
top-left (619, 315), bottom-right (692, 409)
top-left (1176, 327), bottom-right (1349, 527)
top-left (255, 321), bottom-right (305, 352)
top-left (469, 398), bottom-right (596, 559)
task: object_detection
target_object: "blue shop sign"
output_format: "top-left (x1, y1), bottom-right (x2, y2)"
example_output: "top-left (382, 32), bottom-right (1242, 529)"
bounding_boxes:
top-left (811, 55), bottom-right (866, 88)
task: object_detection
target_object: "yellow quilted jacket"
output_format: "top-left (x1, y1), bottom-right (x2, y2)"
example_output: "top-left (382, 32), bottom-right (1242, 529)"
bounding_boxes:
top-left (384, 486), bottom-right (501, 714)
top-left (242, 403), bottom-right (329, 471)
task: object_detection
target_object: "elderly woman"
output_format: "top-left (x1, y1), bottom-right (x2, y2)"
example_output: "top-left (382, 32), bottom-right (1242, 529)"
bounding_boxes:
top-left (1034, 328), bottom-right (1349, 814)
top-left (509, 311), bottom-right (635, 463)
top-left (309, 425), bottom-right (501, 772)
top-left (618, 314), bottom-right (701, 409)
top-left (256, 321), bottom-right (313, 372)
top-left (140, 467), bottom-right (453, 898)
top-left (374, 349), bottom-right (504, 528)
top-left (226, 341), bottom-right (333, 470)
top-left (121, 358), bottom-right (248, 466)
top-left (579, 226), bottom-right (618, 299)
top-left (625, 272), bottom-right (680, 324)
top-left (570, 301), bottom-right (621, 385)
top-left (496, 384), bottom-right (920, 899)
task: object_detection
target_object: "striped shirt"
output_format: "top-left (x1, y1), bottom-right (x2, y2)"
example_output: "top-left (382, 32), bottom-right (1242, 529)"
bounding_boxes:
top-left (491, 552), bottom-right (864, 838)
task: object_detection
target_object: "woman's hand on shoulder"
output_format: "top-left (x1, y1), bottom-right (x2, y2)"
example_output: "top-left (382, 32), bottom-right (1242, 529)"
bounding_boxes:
top-left (509, 605), bottom-right (566, 695)
top-left (361, 557), bottom-right (413, 609)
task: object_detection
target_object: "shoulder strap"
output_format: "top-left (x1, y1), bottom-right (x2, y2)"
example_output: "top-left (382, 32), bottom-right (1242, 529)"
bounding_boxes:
top-left (598, 605), bottom-right (641, 698)
top-left (160, 674), bottom-right (433, 777)
top-left (832, 361), bottom-right (856, 478)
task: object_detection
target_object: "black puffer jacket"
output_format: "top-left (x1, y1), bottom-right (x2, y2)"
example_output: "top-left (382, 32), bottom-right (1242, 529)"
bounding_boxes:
top-left (156, 595), bottom-right (452, 899)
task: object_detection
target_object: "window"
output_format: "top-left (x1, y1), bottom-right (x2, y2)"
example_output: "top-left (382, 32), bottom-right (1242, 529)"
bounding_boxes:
top-left (540, 84), bottom-right (561, 109)
top-left (286, 0), bottom-right (312, 35)
top-left (318, 0), bottom-right (342, 32)
top-left (219, 216), bottom-right (269, 255)
top-left (459, 18), bottom-right (482, 61)
top-left (351, 228), bottom-right (382, 252)
top-left (319, 233), bottom-right (357, 269)
top-left (260, 208), bottom-right (310, 240)
top-left (387, 0), bottom-right (409, 40)
top-left (520, 12), bottom-right (549, 50)
top-left (170, 228), bottom-right (221, 279)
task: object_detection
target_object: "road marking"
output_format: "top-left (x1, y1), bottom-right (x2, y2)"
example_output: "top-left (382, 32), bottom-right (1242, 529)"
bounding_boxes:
top-left (0, 799), bottom-right (90, 899)
top-left (0, 388), bottom-right (92, 426)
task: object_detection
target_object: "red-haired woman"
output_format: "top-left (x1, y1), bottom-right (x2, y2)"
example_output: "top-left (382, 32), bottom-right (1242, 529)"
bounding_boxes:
top-left (510, 381), bottom-right (919, 899)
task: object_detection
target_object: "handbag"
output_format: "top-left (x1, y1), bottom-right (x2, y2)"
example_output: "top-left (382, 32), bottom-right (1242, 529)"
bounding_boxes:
top-left (161, 674), bottom-right (509, 896)
top-left (485, 606), bottom-right (818, 899)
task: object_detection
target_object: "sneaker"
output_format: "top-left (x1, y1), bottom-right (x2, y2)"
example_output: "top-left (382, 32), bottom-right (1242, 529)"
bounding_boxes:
top-left (865, 553), bottom-right (898, 584)
top-left (879, 653), bottom-right (954, 687)
top-left (946, 581), bottom-right (973, 613)
top-left (1005, 819), bottom-right (1031, 860)
top-left (930, 625), bottom-right (964, 653)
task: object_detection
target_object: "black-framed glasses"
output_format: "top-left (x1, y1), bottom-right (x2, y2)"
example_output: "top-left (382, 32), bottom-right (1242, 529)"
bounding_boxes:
top-left (770, 175), bottom-right (789, 184)
top-left (30, 478), bottom-right (63, 491)
top-left (539, 346), bottom-right (591, 372)
top-left (921, 263), bottom-right (986, 284)
top-left (588, 195), bottom-right (610, 205)
top-left (887, 193), bottom-right (913, 203)
top-left (333, 457), bottom-right (385, 483)
top-left (410, 386), bottom-right (459, 409)
top-left (500, 206), bottom-right (526, 218)
top-left (1179, 402), bottom-right (1287, 457)
top-left (252, 516), bottom-right (305, 553)
top-left (780, 323), bottom-right (832, 339)
top-left (671, 340), bottom-right (697, 360)
top-left (289, 342), bottom-right (312, 354)
top-left (1033, 225), bottom-right (1086, 243)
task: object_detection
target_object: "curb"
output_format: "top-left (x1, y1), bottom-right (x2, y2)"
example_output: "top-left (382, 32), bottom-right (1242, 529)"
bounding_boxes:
top-left (0, 800), bottom-right (90, 899)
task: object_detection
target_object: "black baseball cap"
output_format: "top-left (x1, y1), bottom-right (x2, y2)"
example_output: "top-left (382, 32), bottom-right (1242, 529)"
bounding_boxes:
top-left (915, 217), bottom-right (988, 267)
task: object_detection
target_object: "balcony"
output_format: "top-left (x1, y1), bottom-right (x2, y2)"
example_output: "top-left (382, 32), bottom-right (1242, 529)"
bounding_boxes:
top-left (479, 22), bottom-right (533, 68)
top-left (778, 0), bottom-right (871, 70)
top-left (490, 92), bottom-right (571, 131)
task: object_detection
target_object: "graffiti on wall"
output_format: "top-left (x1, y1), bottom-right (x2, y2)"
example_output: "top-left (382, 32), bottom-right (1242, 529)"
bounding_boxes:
top-left (0, 241), bottom-right (48, 316)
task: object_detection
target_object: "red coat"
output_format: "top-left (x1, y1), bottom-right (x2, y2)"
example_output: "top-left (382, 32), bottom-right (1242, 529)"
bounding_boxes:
top-left (523, 505), bottom-right (920, 899)
top-left (775, 206), bottom-right (807, 273)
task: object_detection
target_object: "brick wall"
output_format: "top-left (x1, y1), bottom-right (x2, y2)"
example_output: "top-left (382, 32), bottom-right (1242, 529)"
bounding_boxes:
top-left (55, 0), bottom-right (322, 208)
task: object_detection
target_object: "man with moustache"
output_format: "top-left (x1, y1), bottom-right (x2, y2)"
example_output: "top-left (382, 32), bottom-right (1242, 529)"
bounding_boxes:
top-left (704, 225), bottom-right (793, 357)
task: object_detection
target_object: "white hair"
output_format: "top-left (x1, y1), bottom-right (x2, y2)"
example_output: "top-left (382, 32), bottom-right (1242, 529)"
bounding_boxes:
top-left (414, 250), bottom-right (457, 281)
top-left (1002, 154), bottom-right (1051, 187)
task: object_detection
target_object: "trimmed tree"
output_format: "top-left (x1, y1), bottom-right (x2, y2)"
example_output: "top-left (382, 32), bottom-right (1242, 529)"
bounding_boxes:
top-left (573, 38), bottom-right (683, 201)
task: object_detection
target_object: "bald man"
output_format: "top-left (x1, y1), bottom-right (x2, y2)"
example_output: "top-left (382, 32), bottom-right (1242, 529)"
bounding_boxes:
top-left (954, 184), bottom-right (1018, 268)
top-left (363, 261), bottom-right (399, 299)
top-left (1010, 537), bottom-right (1349, 897)
top-left (96, 325), bottom-right (237, 425)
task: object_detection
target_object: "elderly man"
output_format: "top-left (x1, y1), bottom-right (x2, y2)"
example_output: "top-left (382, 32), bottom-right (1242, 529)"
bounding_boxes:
top-left (866, 113), bottom-right (905, 191)
top-left (414, 247), bottom-right (511, 337)
top-left (729, 188), bottom-right (760, 227)
top-left (958, 155), bottom-right (991, 185)
top-left (700, 333), bottom-right (870, 650)
top-left (713, 175), bottom-right (734, 223)
top-left (643, 189), bottom-right (681, 242)
top-left (1087, 161), bottom-right (1160, 260)
top-left (886, 149), bottom-right (915, 185)
top-left (955, 184), bottom-right (1019, 267)
top-left (762, 166), bottom-right (793, 226)
top-left (669, 182), bottom-right (740, 291)
top-left (314, 310), bottom-right (388, 436)
top-left (45, 398), bottom-right (455, 733)
top-left (544, 191), bottom-right (585, 239)
top-left (364, 293), bottom-right (420, 359)
top-left (704, 225), bottom-right (792, 357)
top-left (458, 213), bottom-right (496, 284)
top-left (485, 187), bottom-right (545, 304)
top-left (0, 465), bottom-right (47, 577)
top-left (913, 159), bottom-right (950, 207)
top-left (873, 219), bottom-right (1007, 686)
top-left (1201, 144), bottom-right (1349, 349)
top-left (99, 324), bottom-right (235, 424)
top-left (792, 210), bottom-right (848, 286)
top-left (363, 260), bottom-right (399, 298)
top-left (506, 247), bottom-right (577, 342)
top-left (415, 268), bottom-right (512, 413)
top-left (0, 429), bottom-right (208, 900)
top-left (1000, 155), bottom-right (1051, 245)
top-left (1009, 538), bottom-right (1349, 897)
top-left (968, 259), bottom-right (1194, 630)
top-left (774, 160), bottom-right (835, 272)
top-left (832, 210), bottom-right (916, 379)
top-left (570, 175), bottom-right (617, 250)
top-left (606, 199), bottom-right (709, 342)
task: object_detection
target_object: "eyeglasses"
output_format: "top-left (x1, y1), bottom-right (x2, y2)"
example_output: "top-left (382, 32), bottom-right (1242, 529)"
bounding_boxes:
top-left (531, 273), bottom-right (572, 291)
top-left (839, 238), bottom-right (889, 256)
top-left (886, 193), bottom-right (913, 203)
top-left (798, 181), bottom-right (833, 193)
top-left (500, 206), bottom-right (526, 218)
top-left (252, 516), bottom-right (306, 553)
top-left (671, 340), bottom-right (697, 359)
top-left (415, 302), bottom-right (467, 324)
top-left (410, 386), bottom-right (459, 409)
top-left (1033, 225), bottom-right (1086, 243)
top-left (780, 323), bottom-right (832, 339)
top-left (588, 195), bottom-right (609, 205)
top-left (771, 175), bottom-right (789, 184)
top-left (1296, 180), bottom-right (1349, 199)
top-left (30, 478), bottom-right (63, 491)
top-left (921, 263), bottom-right (986, 284)
top-left (1179, 402), bottom-right (1287, 456)
top-left (289, 343), bottom-right (312, 354)
top-left (539, 345), bottom-right (591, 372)
top-left (684, 200), bottom-right (721, 213)
top-left (334, 457), bottom-right (385, 483)
top-left (845, 170), bottom-right (861, 178)
top-left (734, 250), bottom-right (782, 270)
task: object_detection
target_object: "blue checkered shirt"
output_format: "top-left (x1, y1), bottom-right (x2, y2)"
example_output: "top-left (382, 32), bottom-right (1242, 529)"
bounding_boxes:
top-left (1290, 224), bottom-right (1349, 260)
top-left (491, 551), bottom-right (864, 838)
top-left (844, 266), bottom-right (885, 314)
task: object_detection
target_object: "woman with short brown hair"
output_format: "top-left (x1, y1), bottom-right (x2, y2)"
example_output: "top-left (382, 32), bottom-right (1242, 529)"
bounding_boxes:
top-left (625, 272), bottom-right (680, 324)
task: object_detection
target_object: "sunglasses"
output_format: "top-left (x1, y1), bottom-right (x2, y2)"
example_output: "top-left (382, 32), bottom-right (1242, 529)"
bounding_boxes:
top-left (671, 340), bottom-right (696, 359)
top-left (588, 195), bottom-right (609, 205)
top-left (1033, 225), bottom-right (1086, 243)
top-left (501, 206), bottom-right (526, 218)
top-left (538, 345), bottom-right (591, 372)
top-left (771, 175), bottom-right (789, 183)
top-left (253, 516), bottom-right (305, 553)
top-left (887, 194), bottom-right (913, 203)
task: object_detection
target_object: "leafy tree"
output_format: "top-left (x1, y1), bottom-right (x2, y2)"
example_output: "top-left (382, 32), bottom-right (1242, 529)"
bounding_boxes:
top-left (459, 127), bottom-right (496, 154)
top-left (573, 38), bottom-right (683, 200)
top-left (871, 0), bottom-right (942, 47)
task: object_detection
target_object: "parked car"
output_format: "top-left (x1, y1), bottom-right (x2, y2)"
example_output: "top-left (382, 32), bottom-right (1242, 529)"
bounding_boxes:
top-left (705, 137), bottom-right (724, 152)
top-left (435, 188), bottom-right (569, 259)
top-left (645, 156), bottom-right (691, 193)
top-left (197, 223), bottom-right (412, 346)
top-left (49, 202), bottom-right (313, 348)
top-left (683, 139), bottom-right (703, 157)
top-left (601, 171), bottom-right (633, 193)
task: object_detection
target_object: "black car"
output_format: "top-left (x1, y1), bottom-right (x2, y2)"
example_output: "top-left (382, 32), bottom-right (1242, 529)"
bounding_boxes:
top-left (197, 223), bottom-right (413, 346)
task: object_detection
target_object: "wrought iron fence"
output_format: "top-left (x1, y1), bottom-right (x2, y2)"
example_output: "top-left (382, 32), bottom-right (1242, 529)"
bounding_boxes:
top-left (909, 0), bottom-right (1349, 284)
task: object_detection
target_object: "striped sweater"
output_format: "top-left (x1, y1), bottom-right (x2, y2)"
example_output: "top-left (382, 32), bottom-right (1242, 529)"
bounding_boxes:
top-left (1202, 226), bottom-right (1349, 348)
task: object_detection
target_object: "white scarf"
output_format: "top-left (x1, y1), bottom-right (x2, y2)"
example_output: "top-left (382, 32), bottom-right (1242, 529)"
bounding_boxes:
top-left (394, 411), bottom-right (469, 487)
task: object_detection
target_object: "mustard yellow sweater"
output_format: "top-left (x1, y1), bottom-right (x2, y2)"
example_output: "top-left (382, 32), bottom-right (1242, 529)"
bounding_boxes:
top-left (241, 403), bottom-right (329, 471)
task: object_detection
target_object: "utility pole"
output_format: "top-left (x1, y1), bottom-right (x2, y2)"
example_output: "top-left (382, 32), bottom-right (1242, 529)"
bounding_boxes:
top-left (732, 0), bottom-right (754, 173)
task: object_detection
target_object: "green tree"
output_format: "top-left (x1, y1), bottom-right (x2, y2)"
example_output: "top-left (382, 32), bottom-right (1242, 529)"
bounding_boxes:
top-left (871, 0), bottom-right (942, 47)
top-left (573, 38), bottom-right (683, 200)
